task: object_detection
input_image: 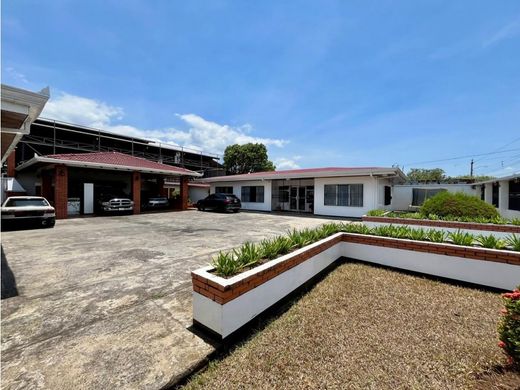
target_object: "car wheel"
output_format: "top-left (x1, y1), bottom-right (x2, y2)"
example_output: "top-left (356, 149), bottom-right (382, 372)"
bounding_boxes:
top-left (233, 209), bottom-right (240, 213)
top-left (46, 218), bottom-right (56, 228)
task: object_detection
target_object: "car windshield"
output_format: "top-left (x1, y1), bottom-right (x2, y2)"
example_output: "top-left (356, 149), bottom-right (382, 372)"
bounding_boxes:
top-left (4, 198), bottom-right (49, 207)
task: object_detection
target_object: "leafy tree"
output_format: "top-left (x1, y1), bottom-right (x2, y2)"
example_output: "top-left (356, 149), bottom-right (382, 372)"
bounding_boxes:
top-left (407, 168), bottom-right (446, 183)
top-left (223, 143), bottom-right (276, 175)
top-left (451, 174), bottom-right (495, 182)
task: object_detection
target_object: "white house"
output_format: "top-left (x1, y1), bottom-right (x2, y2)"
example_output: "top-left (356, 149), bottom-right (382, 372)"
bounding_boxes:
top-left (475, 174), bottom-right (520, 219)
top-left (197, 167), bottom-right (406, 218)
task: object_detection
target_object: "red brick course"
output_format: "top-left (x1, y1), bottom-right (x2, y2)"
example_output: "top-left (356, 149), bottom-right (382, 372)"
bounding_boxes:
top-left (362, 216), bottom-right (520, 234)
top-left (6, 152), bottom-right (16, 177)
top-left (192, 233), bottom-right (520, 306)
top-left (132, 172), bottom-right (141, 214)
top-left (54, 165), bottom-right (68, 219)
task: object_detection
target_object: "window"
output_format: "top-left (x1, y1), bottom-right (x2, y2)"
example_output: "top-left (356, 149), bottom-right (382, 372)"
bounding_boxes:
top-left (411, 188), bottom-right (446, 206)
top-left (384, 186), bottom-right (392, 206)
top-left (241, 186), bottom-right (264, 203)
top-left (492, 183), bottom-right (499, 208)
top-left (215, 186), bottom-right (233, 194)
top-left (509, 180), bottom-right (520, 211)
top-left (480, 185), bottom-right (485, 201)
top-left (279, 186), bottom-right (289, 203)
top-left (324, 184), bottom-right (363, 207)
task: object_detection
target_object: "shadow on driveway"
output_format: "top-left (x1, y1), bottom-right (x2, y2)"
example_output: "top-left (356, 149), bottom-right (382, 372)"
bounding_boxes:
top-left (1, 245), bottom-right (18, 299)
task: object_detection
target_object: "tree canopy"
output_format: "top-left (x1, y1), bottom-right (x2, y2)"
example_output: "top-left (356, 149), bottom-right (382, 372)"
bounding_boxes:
top-left (223, 143), bottom-right (276, 175)
top-left (407, 168), bottom-right (446, 183)
top-left (406, 168), bottom-right (495, 183)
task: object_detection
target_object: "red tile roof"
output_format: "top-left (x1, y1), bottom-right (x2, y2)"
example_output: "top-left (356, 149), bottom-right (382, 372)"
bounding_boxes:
top-left (42, 151), bottom-right (199, 176)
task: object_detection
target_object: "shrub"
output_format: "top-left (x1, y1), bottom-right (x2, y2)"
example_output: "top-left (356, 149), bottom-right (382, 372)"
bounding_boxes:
top-left (420, 192), bottom-right (499, 219)
top-left (498, 287), bottom-right (520, 366)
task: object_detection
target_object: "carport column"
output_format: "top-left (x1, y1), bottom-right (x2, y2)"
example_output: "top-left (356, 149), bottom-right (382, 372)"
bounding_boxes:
top-left (6, 152), bottom-right (16, 177)
top-left (54, 165), bottom-right (68, 219)
top-left (132, 171), bottom-right (141, 214)
top-left (180, 176), bottom-right (189, 210)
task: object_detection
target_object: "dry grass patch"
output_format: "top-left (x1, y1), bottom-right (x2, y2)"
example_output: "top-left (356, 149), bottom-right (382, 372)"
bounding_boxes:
top-left (183, 262), bottom-right (519, 389)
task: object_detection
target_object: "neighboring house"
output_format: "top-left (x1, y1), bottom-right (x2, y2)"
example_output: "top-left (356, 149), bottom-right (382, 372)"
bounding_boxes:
top-left (391, 183), bottom-right (477, 210)
top-left (197, 167), bottom-right (406, 218)
top-left (475, 174), bottom-right (520, 219)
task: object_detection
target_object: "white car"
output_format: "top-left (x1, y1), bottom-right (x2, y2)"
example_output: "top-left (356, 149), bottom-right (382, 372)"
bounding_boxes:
top-left (1, 196), bottom-right (56, 228)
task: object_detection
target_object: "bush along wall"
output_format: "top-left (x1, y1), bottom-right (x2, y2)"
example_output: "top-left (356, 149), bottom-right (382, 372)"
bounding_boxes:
top-left (498, 287), bottom-right (520, 366)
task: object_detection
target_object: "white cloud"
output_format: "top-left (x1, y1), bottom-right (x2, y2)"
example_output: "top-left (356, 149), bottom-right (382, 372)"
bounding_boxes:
top-left (42, 92), bottom-right (123, 128)
top-left (275, 156), bottom-right (302, 170)
top-left (40, 92), bottom-right (288, 155)
top-left (483, 17), bottom-right (520, 47)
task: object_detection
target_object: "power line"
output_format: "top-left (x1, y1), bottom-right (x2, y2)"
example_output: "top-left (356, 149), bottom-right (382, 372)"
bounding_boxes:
top-left (402, 147), bottom-right (520, 166)
top-left (473, 135), bottom-right (520, 163)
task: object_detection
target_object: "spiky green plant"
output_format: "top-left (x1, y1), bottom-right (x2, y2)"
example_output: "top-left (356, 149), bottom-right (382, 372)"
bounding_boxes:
top-left (407, 228), bottom-right (427, 241)
top-left (505, 234), bottom-right (520, 251)
top-left (448, 230), bottom-right (475, 246)
top-left (233, 241), bottom-right (262, 268)
top-left (426, 229), bottom-right (447, 243)
top-left (475, 234), bottom-right (507, 249)
top-left (211, 251), bottom-right (240, 277)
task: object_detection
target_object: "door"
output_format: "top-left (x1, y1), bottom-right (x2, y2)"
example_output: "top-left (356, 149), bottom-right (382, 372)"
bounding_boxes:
top-left (290, 187), bottom-right (298, 210)
top-left (384, 186), bottom-right (392, 206)
top-left (298, 186), bottom-right (306, 210)
top-left (83, 183), bottom-right (94, 214)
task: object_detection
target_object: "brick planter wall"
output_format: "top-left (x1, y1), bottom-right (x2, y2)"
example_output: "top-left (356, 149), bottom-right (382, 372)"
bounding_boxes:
top-left (192, 232), bottom-right (520, 338)
top-left (362, 216), bottom-right (520, 234)
top-left (193, 233), bottom-right (520, 306)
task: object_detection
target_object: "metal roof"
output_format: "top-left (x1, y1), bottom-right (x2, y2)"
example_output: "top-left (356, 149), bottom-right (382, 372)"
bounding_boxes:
top-left (16, 151), bottom-right (202, 177)
top-left (198, 167), bottom-right (407, 182)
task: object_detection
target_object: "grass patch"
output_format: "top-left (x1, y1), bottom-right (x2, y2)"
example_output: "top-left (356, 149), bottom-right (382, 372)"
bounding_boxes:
top-left (183, 263), bottom-right (517, 389)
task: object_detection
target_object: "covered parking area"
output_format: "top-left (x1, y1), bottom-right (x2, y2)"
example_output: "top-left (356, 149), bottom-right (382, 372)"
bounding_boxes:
top-left (15, 151), bottom-right (201, 218)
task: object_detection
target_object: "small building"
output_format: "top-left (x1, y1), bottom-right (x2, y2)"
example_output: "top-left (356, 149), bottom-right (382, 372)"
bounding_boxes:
top-left (15, 151), bottom-right (201, 219)
top-left (391, 183), bottom-right (477, 210)
top-left (475, 174), bottom-right (520, 220)
top-left (198, 167), bottom-right (406, 218)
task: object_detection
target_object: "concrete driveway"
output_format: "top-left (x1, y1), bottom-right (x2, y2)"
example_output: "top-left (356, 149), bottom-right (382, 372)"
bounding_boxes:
top-left (1, 210), bottom-right (339, 389)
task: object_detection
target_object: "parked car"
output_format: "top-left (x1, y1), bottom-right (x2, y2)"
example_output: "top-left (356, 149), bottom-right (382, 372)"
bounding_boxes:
top-left (197, 193), bottom-right (241, 212)
top-left (143, 197), bottom-right (169, 210)
top-left (97, 194), bottom-right (134, 214)
top-left (1, 196), bottom-right (56, 228)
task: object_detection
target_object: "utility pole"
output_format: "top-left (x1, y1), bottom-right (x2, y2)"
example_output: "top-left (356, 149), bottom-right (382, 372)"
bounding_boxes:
top-left (470, 159), bottom-right (474, 177)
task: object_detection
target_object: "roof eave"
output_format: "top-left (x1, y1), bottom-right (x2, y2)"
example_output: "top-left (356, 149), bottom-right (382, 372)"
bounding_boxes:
top-left (16, 156), bottom-right (202, 177)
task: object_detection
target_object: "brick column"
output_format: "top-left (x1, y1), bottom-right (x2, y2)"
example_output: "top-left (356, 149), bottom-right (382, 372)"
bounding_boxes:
top-left (180, 176), bottom-right (189, 210)
top-left (54, 165), bottom-right (68, 219)
top-left (132, 172), bottom-right (141, 214)
top-left (6, 152), bottom-right (16, 177)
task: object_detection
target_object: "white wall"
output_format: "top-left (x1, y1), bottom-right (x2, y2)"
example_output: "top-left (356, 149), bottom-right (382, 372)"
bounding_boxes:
top-left (189, 187), bottom-right (209, 203)
top-left (314, 176), bottom-right (379, 218)
top-left (391, 184), bottom-right (477, 211)
top-left (210, 180), bottom-right (272, 211)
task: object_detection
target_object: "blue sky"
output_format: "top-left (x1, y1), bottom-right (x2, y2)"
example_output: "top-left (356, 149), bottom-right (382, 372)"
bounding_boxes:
top-left (3, 1), bottom-right (520, 176)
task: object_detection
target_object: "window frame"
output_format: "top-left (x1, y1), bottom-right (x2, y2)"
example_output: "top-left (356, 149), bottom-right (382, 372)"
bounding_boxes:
top-left (323, 184), bottom-right (363, 207)
top-left (240, 186), bottom-right (265, 203)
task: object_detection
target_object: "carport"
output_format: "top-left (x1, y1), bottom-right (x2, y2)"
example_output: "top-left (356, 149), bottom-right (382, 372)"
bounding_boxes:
top-left (15, 151), bottom-right (202, 218)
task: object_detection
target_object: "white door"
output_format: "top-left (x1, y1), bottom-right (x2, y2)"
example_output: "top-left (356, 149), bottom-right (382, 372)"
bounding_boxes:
top-left (83, 183), bottom-right (94, 214)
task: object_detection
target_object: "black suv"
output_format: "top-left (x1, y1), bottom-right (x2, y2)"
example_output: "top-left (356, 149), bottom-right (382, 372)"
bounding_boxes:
top-left (197, 193), bottom-right (241, 212)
